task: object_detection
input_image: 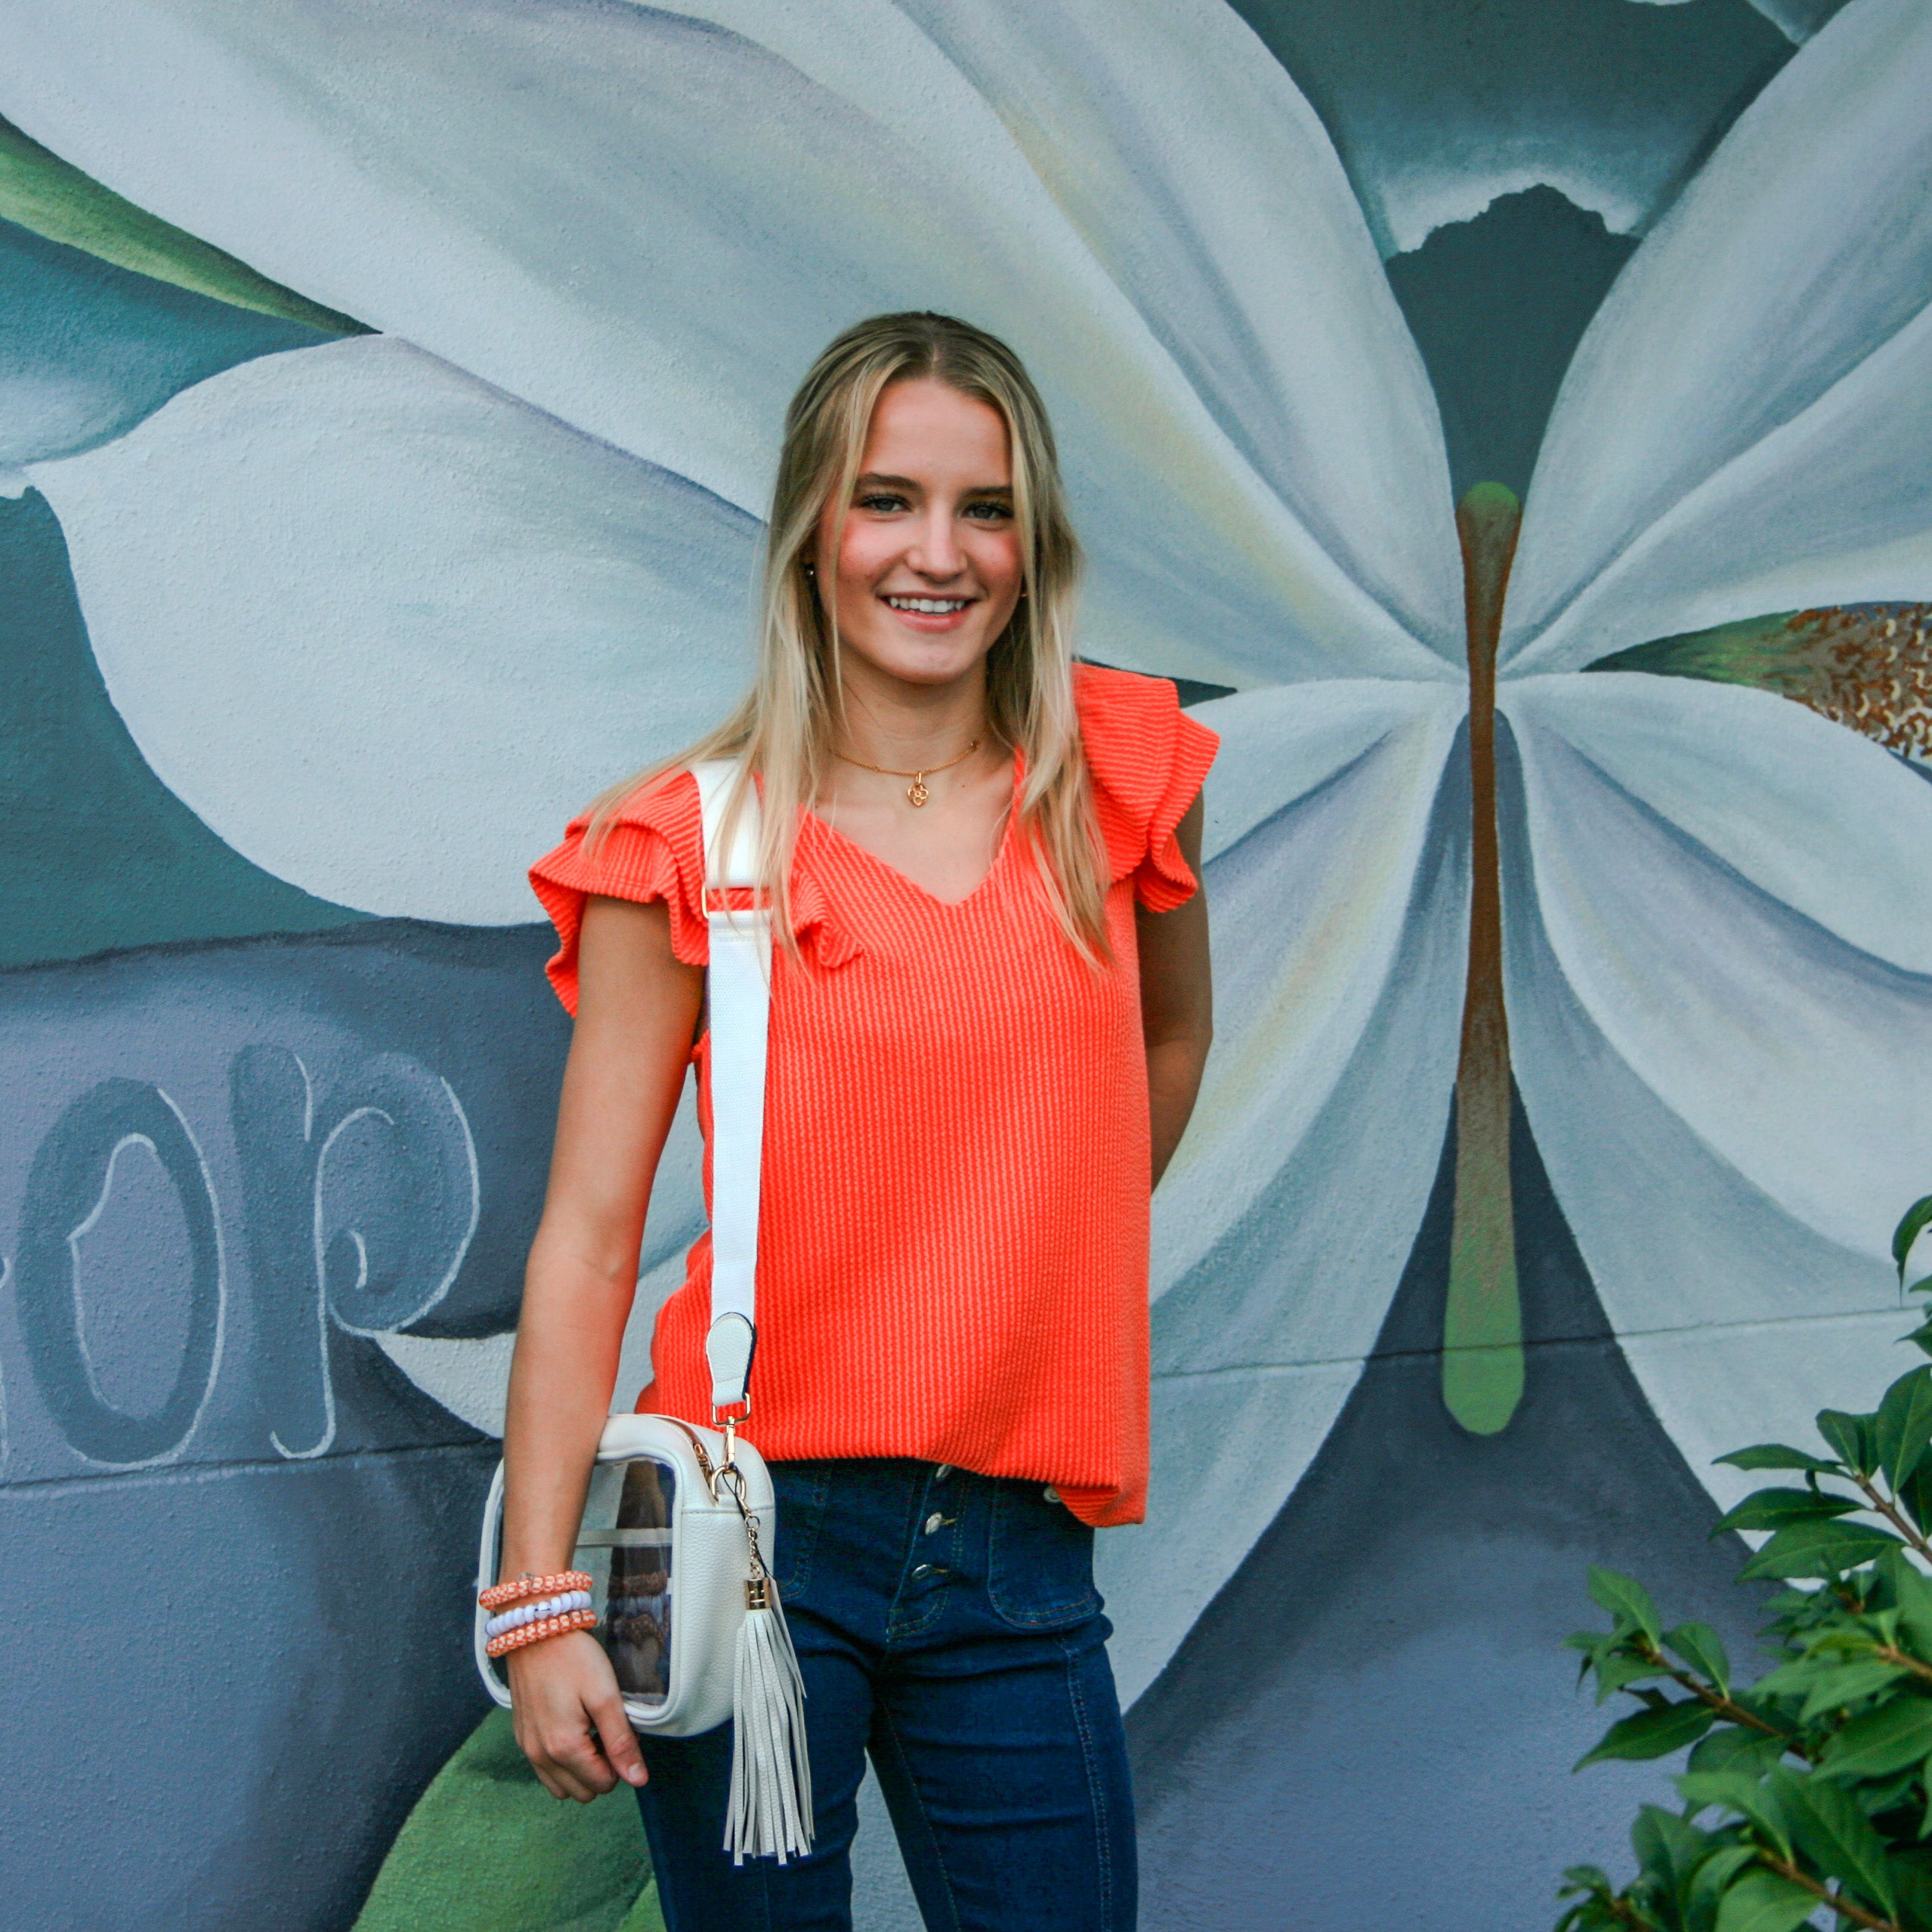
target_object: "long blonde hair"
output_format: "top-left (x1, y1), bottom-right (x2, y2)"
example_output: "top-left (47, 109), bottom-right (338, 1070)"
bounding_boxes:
top-left (583, 311), bottom-right (1106, 959)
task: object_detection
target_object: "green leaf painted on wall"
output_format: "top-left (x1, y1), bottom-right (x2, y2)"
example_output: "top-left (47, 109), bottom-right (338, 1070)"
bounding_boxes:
top-left (0, 110), bottom-right (364, 334)
top-left (352, 1708), bottom-right (663, 1932)
top-left (1585, 603), bottom-right (1932, 763)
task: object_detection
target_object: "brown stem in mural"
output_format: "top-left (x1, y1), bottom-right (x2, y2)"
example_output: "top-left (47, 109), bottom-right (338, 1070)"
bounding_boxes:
top-left (1443, 484), bottom-right (1525, 1436)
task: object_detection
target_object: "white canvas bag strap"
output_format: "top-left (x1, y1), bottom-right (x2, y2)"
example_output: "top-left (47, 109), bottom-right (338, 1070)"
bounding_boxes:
top-left (691, 759), bottom-right (770, 1414)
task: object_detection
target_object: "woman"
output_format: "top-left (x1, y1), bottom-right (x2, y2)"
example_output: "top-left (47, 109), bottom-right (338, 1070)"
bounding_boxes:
top-left (500, 311), bottom-right (1216, 1931)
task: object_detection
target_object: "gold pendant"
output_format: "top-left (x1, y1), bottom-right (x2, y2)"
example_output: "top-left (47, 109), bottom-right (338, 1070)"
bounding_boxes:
top-left (907, 775), bottom-right (929, 808)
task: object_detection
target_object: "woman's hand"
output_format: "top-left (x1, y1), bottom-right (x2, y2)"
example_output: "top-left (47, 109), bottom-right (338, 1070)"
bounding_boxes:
top-left (507, 1631), bottom-right (648, 1801)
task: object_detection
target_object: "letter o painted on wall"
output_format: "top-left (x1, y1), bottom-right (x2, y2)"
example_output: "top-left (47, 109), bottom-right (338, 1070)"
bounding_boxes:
top-left (16, 1079), bottom-right (223, 1465)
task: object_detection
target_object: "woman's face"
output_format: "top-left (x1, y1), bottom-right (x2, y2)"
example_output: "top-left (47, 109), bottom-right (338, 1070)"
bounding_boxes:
top-left (814, 376), bottom-right (1024, 694)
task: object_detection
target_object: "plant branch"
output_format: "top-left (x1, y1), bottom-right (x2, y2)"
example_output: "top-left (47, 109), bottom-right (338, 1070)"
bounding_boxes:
top-left (1759, 1851), bottom-right (1900, 1932)
top-left (1873, 1643), bottom-right (1932, 1686)
top-left (1633, 1639), bottom-right (1807, 1754)
top-left (1850, 1473), bottom-right (1932, 1563)
top-left (1597, 1896), bottom-right (1656, 1930)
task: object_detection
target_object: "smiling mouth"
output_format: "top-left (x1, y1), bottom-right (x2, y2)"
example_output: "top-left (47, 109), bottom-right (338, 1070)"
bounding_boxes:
top-left (883, 595), bottom-right (974, 614)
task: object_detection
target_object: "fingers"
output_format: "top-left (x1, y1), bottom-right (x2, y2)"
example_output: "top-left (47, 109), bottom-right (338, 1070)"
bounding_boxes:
top-left (592, 1693), bottom-right (648, 1788)
top-left (507, 1635), bottom-right (635, 1802)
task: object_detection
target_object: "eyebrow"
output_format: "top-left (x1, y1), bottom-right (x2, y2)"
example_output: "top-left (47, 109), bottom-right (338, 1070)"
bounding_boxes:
top-left (852, 472), bottom-right (1013, 496)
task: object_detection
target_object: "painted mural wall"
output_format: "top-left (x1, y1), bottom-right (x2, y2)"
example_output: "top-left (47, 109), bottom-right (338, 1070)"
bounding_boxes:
top-left (2, 1), bottom-right (1926, 1927)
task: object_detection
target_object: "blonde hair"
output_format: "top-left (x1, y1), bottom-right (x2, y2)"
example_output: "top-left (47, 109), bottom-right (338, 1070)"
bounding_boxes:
top-left (584, 311), bottom-right (1106, 959)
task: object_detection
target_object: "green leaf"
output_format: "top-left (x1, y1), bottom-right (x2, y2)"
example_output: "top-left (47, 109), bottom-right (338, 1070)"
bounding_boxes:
top-left (1678, 1769), bottom-right (1793, 1860)
top-left (1665, 1622), bottom-right (1734, 1698)
top-left (1711, 1870), bottom-right (1824, 1932)
top-left (1689, 1729), bottom-right (1792, 1779)
top-left (1739, 1518), bottom-right (1902, 1581)
top-left (1716, 1444), bottom-right (1841, 1476)
top-left (1878, 1366), bottom-right (1932, 1493)
top-left (351, 1708), bottom-right (659, 1932)
top-left (0, 113), bottom-right (363, 334)
top-left (1817, 1411), bottom-right (1880, 1477)
top-left (1894, 1195), bottom-right (1932, 1286)
top-left (1596, 1652), bottom-right (1677, 1704)
top-left (1633, 1804), bottom-right (1718, 1893)
top-left (1589, 1566), bottom-right (1664, 1643)
top-left (1561, 1865), bottom-right (1615, 1890)
top-left (1768, 1768), bottom-right (1898, 1913)
top-left (1713, 1488), bottom-right (1858, 1538)
top-left (1902, 1320), bottom-right (1932, 1361)
top-left (1896, 1463), bottom-right (1932, 1534)
top-left (1688, 1844), bottom-right (1760, 1932)
top-left (1794, 1660), bottom-right (1911, 1723)
top-left (1817, 1698), bottom-right (1932, 1781)
top-left (1898, 1563), bottom-right (1932, 1662)
top-left (1751, 1658), bottom-right (1833, 1699)
top-left (1578, 1700), bottom-right (1717, 1770)
top-left (1892, 1852), bottom-right (1932, 1929)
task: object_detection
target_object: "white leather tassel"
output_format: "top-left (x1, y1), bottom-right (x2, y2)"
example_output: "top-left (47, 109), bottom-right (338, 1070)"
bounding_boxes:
top-left (724, 1578), bottom-right (814, 1864)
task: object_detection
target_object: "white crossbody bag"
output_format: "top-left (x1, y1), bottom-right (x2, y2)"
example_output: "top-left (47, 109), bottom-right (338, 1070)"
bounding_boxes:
top-left (474, 760), bottom-right (813, 1863)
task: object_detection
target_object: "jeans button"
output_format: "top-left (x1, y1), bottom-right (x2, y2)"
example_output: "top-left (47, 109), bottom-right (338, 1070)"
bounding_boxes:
top-left (933, 1465), bottom-right (952, 1481)
top-left (924, 1512), bottom-right (944, 1535)
top-left (1043, 1485), bottom-right (1062, 1505)
top-left (912, 1563), bottom-right (935, 1579)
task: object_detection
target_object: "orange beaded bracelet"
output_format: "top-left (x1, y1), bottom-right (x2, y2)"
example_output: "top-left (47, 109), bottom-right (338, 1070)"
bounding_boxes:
top-left (479, 1569), bottom-right (594, 1612)
top-left (485, 1605), bottom-right (599, 1658)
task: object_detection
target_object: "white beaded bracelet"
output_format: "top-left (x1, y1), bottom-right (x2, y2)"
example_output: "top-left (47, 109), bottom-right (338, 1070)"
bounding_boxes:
top-left (484, 1589), bottom-right (593, 1640)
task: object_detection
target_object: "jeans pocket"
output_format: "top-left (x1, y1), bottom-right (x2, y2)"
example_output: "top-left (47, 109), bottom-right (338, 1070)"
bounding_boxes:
top-left (986, 1481), bottom-right (1102, 1630)
top-left (766, 1461), bottom-right (830, 1604)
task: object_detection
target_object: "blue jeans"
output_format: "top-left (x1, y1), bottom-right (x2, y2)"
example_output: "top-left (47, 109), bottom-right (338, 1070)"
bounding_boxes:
top-left (634, 1458), bottom-right (1137, 1931)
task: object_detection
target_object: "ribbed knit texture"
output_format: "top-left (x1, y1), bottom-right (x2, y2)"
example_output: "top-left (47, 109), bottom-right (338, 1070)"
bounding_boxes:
top-left (530, 663), bottom-right (1217, 1526)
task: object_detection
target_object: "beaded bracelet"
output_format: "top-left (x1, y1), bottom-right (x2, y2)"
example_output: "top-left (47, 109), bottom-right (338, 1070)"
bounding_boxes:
top-left (486, 1605), bottom-right (598, 1658)
top-left (484, 1590), bottom-right (594, 1640)
top-left (479, 1569), bottom-right (593, 1613)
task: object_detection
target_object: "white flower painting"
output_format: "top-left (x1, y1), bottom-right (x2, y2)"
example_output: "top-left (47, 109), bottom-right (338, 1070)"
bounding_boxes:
top-left (4, 0), bottom-right (1930, 1752)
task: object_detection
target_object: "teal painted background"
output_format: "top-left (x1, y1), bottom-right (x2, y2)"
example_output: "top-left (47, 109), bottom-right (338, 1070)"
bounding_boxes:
top-left (7, 2), bottom-right (1932, 1927)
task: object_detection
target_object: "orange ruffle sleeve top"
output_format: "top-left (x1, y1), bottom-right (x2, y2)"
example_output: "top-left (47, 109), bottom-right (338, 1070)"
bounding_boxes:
top-left (528, 663), bottom-right (1217, 1526)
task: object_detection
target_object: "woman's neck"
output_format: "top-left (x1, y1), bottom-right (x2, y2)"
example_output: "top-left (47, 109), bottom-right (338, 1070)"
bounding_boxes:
top-left (830, 656), bottom-right (991, 770)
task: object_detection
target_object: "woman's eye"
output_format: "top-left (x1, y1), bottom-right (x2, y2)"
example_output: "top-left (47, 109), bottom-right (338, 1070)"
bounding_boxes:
top-left (856, 493), bottom-right (907, 514)
top-left (964, 500), bottom-right (1013, 521)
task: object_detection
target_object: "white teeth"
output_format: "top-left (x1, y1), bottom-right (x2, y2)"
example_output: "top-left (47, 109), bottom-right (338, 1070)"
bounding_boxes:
top-left (885, 595), bottom-right (969, 614)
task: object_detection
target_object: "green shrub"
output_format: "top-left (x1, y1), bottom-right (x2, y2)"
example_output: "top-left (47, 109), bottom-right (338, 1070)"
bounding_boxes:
top-left (1558, 1197), bottom-right (1932, 1932)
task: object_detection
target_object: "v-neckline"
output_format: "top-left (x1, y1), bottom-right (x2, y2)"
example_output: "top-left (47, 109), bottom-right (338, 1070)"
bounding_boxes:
top-left (806, 754), bottom-right (1020, 911)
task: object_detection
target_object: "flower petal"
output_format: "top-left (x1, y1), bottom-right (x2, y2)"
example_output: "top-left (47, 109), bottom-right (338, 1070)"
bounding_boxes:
top-left (1505, 0), bottom-right (1932, 671)
top-left (1502, 672), bottom-right (1932, 975)
top-left (0, 0), bottom-right (1454, 686)
top-left (895, 0), bottom-right (1464, 660)
top-left (1504, 698), bottom-right (1932, 1259)
top-left (1102, 692), bottom-right (1468, 1702)
top-left (1501, 769), bottom-right (1904, 1512)
top-left (0, 213), bottom-right (327, 474)
top-left (27, 335), bottom-right (758, 923)
top-left (1157, 682), bottom-right (1464, 1290)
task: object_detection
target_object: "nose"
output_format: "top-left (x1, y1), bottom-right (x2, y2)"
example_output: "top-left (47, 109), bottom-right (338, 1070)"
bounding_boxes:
top-left (905, 503), bottom-right (966, 581)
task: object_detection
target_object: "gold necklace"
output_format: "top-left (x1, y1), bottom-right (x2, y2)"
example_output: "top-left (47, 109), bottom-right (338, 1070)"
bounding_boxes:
top-left (835, 736), bottom-right (982, 808)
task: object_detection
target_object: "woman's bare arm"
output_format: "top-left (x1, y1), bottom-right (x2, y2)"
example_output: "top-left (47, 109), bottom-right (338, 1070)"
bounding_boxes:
top-left (499, 893), bottom-right (703, 1801)
top-left (1136, 792), bottom-right (1213, 1189)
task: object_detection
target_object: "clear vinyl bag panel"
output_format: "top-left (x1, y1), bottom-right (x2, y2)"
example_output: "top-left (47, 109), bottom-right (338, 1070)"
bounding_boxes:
top-left (574, 1454), bottom-right (676, 1707)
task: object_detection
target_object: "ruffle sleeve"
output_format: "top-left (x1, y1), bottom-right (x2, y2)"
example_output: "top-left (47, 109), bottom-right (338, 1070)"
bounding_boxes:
top-left (527, 771), bottom-right (709, 1014)
top-left (1073, 662), bottom-right (1219, 911)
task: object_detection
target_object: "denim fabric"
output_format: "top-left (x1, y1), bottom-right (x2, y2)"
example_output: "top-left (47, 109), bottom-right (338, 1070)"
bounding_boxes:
top-left (634, 1458), bottom-right (1136, 1932)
